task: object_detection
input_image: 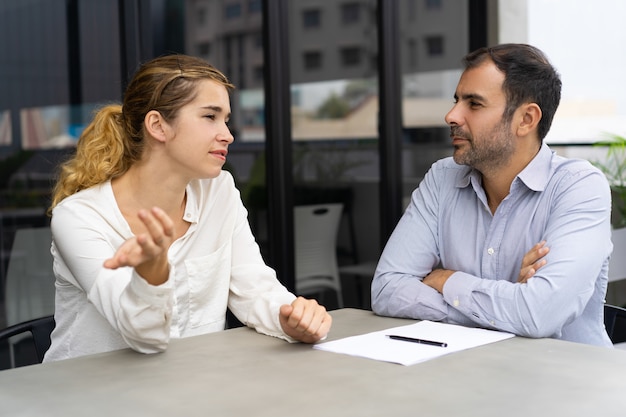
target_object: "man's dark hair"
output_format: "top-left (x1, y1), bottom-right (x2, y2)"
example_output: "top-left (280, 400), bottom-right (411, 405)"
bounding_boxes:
top-left (463, 43), bottom-right (562, 141)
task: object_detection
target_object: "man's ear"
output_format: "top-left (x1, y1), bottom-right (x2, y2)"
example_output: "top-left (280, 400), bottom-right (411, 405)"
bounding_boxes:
top-left (516, 103), bottom-right (542, 138)
top-left (144, 110), bottom-right (168, 143)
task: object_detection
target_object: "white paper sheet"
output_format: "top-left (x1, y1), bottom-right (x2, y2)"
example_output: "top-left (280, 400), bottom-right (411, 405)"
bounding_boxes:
top-left (313, 320), bottom-right (515, 366)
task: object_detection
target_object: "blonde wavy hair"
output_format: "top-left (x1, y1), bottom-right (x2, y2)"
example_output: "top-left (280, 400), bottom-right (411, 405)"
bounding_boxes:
top-left (49, 54), bottom-right (234, 215)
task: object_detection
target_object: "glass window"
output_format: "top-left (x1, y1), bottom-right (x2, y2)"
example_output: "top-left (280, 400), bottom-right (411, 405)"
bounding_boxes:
top-left (400, 0), bottom-right (468, 206)
top-left (253, 33), bottom-right (263, 49)
top-left (340, 46), bottom-right (362, 67)
top-left (197, 41), bottom-right (211, 58)
top-left (521, 1), bottom-right (626, 148)
top-left (248, 0), bottom-right (262, 13)
top-left (289, 0), bottom-right (379, 309)
top-left (424, 35), bottom-right (444, 56)
top-left (303, 51), bottom-right (323, 70)
top-left (253, 65), bottom-right (264, 82)
top-left (302, 9), bottom-right (321, 28)
top-left (196, 7), bottom-right (207, 26)
top-left (225, 3), bottom-right (242, 19)
top-left (0, 0), bottom-right (271, 342)
top-left (0, 0), bottom-right (123, 354)
top-left (19, 104), bottom-right (99, 150)
top-left (425, 0), bottom-right (442, 10)
top-left (341, 3), bottom-right (360, 24)
top-left (406, 38), bottom-right (417, 69)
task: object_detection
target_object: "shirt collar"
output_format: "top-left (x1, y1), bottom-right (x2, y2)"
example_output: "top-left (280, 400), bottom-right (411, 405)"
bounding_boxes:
top-left (515, 143), bottom-right (553, 192)
top-left (183, 182), bottom-right (200, 224)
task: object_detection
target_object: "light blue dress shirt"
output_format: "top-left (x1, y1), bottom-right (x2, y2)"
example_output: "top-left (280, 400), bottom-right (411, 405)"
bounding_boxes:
top-left (372, 144), bottom-right (614, 347)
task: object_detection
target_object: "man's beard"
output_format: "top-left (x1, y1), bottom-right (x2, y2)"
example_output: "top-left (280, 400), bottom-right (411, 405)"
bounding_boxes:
top-left (451, 119), bottom-right (515, 172)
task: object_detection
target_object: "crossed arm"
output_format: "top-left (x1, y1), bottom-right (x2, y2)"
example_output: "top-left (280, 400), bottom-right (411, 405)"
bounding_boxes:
top-left (423, 241), bottom-right (550, 293)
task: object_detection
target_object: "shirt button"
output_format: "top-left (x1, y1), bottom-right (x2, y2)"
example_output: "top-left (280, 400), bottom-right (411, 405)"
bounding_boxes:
top-left (453, 298), bottom-right (460, 307)
top-left (487, 247), bottom-right (495, 255)
top-left (490, 320), bottom-right (496, 326)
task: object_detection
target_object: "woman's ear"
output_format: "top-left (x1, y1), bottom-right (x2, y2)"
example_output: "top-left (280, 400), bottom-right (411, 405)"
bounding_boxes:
top-left (144, 110), bottom-right (168, 143)
top-left (516, 103), bottom-right (542, 138)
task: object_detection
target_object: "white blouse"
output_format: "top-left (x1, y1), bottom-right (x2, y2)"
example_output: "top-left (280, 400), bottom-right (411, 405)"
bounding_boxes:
top-left (44, 171), bottom-right (296, 362)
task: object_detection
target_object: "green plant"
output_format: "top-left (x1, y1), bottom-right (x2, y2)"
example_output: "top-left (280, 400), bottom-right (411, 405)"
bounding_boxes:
top-left (593, 134), bottom-right (626, 228)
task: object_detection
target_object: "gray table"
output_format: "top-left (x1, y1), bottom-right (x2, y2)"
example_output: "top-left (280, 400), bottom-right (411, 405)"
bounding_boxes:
top-left (1, 308), bottom-right (626, 416)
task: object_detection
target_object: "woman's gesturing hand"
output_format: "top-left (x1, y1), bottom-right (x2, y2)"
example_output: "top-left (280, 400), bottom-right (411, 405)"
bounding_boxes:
top-left (104, 206), bottom-right (175, 285)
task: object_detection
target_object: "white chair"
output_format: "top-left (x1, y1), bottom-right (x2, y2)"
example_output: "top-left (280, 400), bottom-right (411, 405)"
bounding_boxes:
top-left (5, 227), bottom-right (55, 326)
top-left (3, 226), bottom-right (55, 367)
top-left (294, 204), bottom-right (344, 308)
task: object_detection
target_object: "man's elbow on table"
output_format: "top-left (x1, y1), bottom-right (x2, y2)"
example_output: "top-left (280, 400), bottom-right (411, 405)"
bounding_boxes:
top-left (492, 312), bottom-right (565, 340)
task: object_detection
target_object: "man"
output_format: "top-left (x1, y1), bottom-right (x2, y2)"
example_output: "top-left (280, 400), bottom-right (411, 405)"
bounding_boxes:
top-left (371, 43), bottom-right (613, 347)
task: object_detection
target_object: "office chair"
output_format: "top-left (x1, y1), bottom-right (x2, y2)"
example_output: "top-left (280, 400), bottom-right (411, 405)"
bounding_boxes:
top-left (604, 304), bottom-right (626, 344)
top-left (0, 315), bottom-right (55, 368)
top-left (294, 203), bottom-right (344, 309)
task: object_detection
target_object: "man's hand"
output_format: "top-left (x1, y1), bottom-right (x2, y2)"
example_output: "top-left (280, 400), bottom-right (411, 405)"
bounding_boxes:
top-left (518, 241), bottom-right (549, 283)
top-left (279, 297), bottom-right (332, 343)
top-left (423, 269), bottom-right (455, 293)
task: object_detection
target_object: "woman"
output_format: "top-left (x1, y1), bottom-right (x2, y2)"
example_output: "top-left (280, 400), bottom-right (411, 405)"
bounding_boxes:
top-left (44, 54), bottom-right (331, 362)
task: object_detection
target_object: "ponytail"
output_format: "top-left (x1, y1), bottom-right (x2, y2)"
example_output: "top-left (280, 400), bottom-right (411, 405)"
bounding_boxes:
top-left (49, 104), bottom-right (140, 213)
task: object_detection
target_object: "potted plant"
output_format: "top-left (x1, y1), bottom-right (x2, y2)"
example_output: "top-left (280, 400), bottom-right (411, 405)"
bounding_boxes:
top-left (593, 133), bottom-right (626, 283)
top-left (594, 134), bottom-right (626, 228)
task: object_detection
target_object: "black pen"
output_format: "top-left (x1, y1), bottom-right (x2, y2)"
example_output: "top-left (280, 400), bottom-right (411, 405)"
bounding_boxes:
top-left (386, 335), bottom-right (448, 347)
